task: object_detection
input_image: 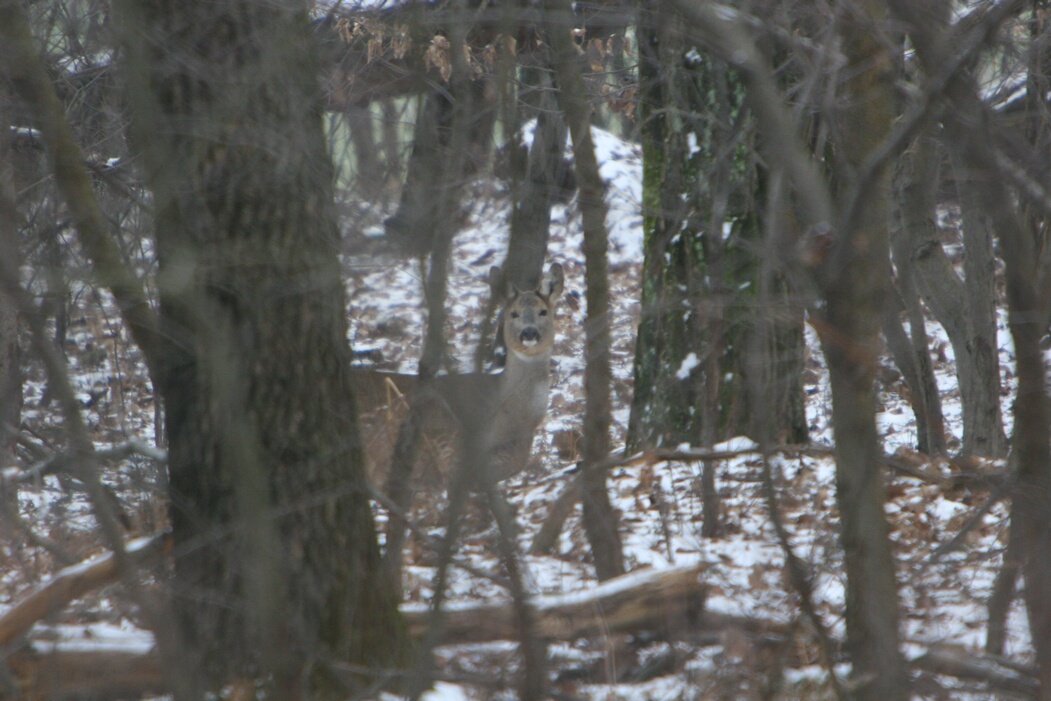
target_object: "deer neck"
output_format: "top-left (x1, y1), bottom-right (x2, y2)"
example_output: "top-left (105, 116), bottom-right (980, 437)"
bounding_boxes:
top-left (498, 346), bottom-right (553, 421)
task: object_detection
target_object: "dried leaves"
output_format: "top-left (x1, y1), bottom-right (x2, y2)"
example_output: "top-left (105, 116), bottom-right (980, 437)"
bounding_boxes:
top-left (332, 14), bottom-right (634, 119)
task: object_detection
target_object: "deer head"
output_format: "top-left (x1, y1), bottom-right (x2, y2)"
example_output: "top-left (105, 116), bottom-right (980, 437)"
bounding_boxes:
top-left (490, 263), bottom-right (564, 360)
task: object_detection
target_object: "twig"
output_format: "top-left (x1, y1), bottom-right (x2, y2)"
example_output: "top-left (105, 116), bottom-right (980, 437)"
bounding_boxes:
top-left (0, 499), bottom-right (78, 566)
top-left (758, 453), bottom-right (846, 700)
top-left (930, 474), bottom-right (1013, 563)
top-left (368, 484), bottom-right (511, 589)
top-left (0, 439), bottom-right (166, 491)
top-left (0, 1), bottom-right (164, 382)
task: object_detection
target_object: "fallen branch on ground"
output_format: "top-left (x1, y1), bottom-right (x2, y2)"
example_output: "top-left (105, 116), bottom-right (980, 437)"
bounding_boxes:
top-left (1, 552), bottom-right (1039, 700)
top-left (531, 445), bottom-right (1008, 554)
top-left (402, 564), bottom-right (709, 644)
top-left (6, 648), bottom-right (164, 701)
top-left (0, 532), bottom-right (168, 650)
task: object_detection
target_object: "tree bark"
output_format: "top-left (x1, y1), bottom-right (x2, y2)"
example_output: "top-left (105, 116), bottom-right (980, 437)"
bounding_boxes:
top-left (114, 0), bottom-right (408, 694)
top-left (545, 0), bottom-right (625, 581)
top-left (0, 104), bottom-right (21, 470)
top-left (888, 3), bottom-right (1051, 695)
top-left (815, 3), bottom-right (910, 699)
top-left (384, 80), bottom-right (494, 257)
top-left (627, 0), bottom-right (807, 457)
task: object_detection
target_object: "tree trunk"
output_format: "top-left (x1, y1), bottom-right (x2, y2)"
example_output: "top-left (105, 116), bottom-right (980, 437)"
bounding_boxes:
top-left (505, 107), bottom-right (567, 290)
top-left (817, 4), bottom-right (910, 699)
top-left (383, 28), bottom-right (484, 591)
top-left (627, 1), bottom-right (696, 452)
top-left (380, 98), bottom-right (404, 187)
top-left (545, 0), bottom-right (625, 581)
top-left (888, 128), bottom-right (947, 457)
top-left (479, 102), bottom-right (567, 371)
top-left (345, 102), bottom-right (383, 200)
top-left (891, 2), bottom-right (1051, 692)
top-left (896, 129), bottom-right (1005, 457)
top-left (627, 0), bottom-right (807, 457)
top-left (0, 102), bottom-right (21, 470)
top-left (385, 81), bottom-right (494, 258)
top-left (952, 153), bottom-right (1007, 458)
top-left (114, 0), bottom-right (408, 694)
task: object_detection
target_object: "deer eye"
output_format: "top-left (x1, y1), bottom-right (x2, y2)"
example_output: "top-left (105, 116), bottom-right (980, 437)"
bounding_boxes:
top-left (538, 309), bottom-right (548, 316)
top-left (510, 311), bottom-right (520, 319)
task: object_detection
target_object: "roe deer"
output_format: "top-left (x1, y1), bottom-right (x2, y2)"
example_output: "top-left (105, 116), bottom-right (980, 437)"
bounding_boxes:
top-left (352, 262), bottom-right (565, 491)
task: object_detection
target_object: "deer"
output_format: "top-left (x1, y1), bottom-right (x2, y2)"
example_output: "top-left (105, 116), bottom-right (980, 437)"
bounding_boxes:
top-left (351, 262), bottom-right (565, 498)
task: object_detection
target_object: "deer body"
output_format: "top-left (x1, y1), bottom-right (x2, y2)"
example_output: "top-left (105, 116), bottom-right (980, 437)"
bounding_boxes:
top-left (352, 263), bottom-right (564, 490)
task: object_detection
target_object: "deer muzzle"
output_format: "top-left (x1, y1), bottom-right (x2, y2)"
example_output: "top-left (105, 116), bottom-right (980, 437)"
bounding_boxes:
top-left (519, 327), bottom-right (541, 347)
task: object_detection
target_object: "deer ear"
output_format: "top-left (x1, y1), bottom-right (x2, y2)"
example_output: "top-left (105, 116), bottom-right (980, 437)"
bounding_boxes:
top-left (542, 263), bottom-right (564, 299)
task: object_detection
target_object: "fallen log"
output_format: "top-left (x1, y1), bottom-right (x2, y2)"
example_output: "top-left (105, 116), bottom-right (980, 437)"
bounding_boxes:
top-left (913, 644), bottom-right (1039, 698)
top-left (402, 564), bottom-right (709, 644)
top-left (6, 648), bottom-right (164, 701)
top-left (0, 533), bottom-right (167, 650)
top-left (2, 554), bottom-right (1040, 700)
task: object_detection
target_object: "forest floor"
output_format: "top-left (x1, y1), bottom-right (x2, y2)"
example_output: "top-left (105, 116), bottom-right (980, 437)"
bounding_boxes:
top-left (0, 126), bottom-right (1031, 700)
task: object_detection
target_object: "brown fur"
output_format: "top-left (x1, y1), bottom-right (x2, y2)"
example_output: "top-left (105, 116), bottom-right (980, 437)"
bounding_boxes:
top-left (351, 263), bottom-right (564, 490)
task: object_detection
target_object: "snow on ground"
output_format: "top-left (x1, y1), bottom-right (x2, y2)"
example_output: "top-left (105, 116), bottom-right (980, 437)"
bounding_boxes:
top-left (0, 125), bottom-right (1028, 699)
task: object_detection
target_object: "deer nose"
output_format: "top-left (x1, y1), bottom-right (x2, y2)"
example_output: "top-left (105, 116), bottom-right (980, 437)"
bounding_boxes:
top-left (520, 327), bottom-right (541, 346)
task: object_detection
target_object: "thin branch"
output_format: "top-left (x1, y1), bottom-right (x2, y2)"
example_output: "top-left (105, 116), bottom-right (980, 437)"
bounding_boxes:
top-left (759, 453), bottom-right (846, 700)
top-left (0, 1), bottom-right (164, 383)
top-left (840, 0), bottom-right (1026, 234)
top-left (0, 439), bottom-right (167, 491)
top-left (665, 0), bottom-right (834, 231)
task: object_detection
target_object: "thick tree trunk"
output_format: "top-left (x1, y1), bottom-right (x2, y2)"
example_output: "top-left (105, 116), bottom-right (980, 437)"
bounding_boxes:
top-left (627, 0), bottom-right (806, 457)
top-left (817, 4), bottom-right (909, 699)
top-left (114, 0), bottom-right (407, 694)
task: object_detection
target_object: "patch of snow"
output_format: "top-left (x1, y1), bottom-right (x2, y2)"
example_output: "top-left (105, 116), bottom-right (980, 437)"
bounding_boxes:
top-left (675, 352), bottom-right (700, 380)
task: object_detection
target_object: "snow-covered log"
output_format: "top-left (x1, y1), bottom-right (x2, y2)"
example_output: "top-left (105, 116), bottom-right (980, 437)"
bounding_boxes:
top-left (2, 555), bottom-right (1040, 699)
top-left (0, 533), bottom-right (167, 650)
top-left (403, 564), bottom-right (709, 644)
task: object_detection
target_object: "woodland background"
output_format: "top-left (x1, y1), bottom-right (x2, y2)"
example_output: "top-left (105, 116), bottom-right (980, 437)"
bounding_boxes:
top-left (0, 0), bottom-right (1049, 699)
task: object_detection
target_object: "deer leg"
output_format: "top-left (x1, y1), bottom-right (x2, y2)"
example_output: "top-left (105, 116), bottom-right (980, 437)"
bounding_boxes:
top-left (487, 485), bottom-right (548, 701)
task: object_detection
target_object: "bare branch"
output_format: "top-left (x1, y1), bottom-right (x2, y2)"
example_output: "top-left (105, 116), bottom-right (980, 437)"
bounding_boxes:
top-left (664, 0), bottom-right (834, 231)
top-left (0, 0), bottom-right (164, 382)
top-left (0, 533), bottom-right (167, 650)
